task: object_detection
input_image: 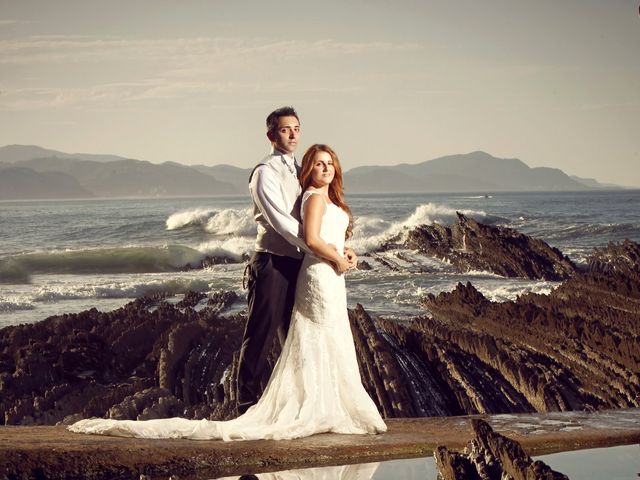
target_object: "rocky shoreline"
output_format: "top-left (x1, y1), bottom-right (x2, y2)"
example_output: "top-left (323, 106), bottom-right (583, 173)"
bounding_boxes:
top-left (1, 215), bottom-right (639, 476)
top-left (1, 215), bottom-right (639, 426)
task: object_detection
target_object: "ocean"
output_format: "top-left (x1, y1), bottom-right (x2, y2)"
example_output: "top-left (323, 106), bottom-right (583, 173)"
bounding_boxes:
top-left (1, 190), bottom-right (639, 328)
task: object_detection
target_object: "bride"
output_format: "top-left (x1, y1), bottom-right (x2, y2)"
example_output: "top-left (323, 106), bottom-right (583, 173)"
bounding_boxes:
top-left (68, 144), bottom-right (387, 441)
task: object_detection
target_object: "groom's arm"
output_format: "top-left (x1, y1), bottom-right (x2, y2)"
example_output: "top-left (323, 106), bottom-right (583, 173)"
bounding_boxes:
top-left (250, 167), bottom-right (312, 254)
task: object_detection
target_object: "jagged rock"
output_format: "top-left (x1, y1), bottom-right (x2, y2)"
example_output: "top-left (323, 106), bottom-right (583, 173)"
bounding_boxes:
top-left (338, 241), bottom-right (639, 418)
top-left (433, 446), bottom-right (481, 480)
top-left (587, 239), bottom-right (640, 278)
top-left (199, 256), bottom-right (237, 267)
top-left (175, 291), bottom-right (206, 308)
top-left (356, 260), bottom-right (372, 270)
top-left (393, 212), bottom-right (577, 280)
top-left (207, 290), bottom-right (239, 312)
top-left (380, 241), bottom-right (640, 415)
top-left (107, 387), bottom-right (185, 420)
top-left (434, 419), bottom-right (569, 480)
top-left (371, 253), bottom-right (403, 272)
top-left (0, 293), bottom-right (244, 425)
top-left (348, 304), bottom-right (418, 417)
top-left (190, 253), bottom-right (251, 269)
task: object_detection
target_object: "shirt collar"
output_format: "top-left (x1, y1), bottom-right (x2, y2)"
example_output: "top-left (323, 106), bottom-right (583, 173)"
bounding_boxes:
top-left (271, 147), bottom-right (297, 166)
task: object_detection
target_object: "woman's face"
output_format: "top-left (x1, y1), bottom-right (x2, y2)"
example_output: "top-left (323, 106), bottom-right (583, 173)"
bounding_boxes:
top-left (310, 151), bottom-right (335, 188)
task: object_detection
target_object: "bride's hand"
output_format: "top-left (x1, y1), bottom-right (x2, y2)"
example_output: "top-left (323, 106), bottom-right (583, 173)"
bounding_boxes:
top-left (344, 247), bottom-right (357, 269)
top-left (333, 256), bottom-right (351, 274)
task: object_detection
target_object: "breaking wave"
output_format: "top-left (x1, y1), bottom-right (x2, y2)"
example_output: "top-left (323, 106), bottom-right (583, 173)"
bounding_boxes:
top-left (2, 245), bottom-right (205, 276)
top-left (166, 207), bottom-right (255, 236)
top-left (350, 203), bottom-right (490, 253)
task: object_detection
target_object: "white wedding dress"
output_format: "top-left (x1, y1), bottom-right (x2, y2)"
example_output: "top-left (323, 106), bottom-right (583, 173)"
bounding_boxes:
top-left (68, 190), bottom-right (387, 441)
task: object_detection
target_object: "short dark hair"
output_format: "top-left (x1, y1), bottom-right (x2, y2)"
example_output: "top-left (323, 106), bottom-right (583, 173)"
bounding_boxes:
top-left (266, 106), bottom-right (299, 133)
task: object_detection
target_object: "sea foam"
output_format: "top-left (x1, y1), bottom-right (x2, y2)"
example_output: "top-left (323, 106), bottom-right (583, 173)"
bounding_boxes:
top-left (32, 277), bottom-right (212, 302)
top-left (0, 297), bottom-right (35, 313)
top-left (204, 208), bottom-right (255, 236)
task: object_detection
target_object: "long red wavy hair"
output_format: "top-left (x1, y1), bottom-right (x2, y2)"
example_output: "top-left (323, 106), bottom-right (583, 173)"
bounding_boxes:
top-left (299, 144), bottom-right (353, 239)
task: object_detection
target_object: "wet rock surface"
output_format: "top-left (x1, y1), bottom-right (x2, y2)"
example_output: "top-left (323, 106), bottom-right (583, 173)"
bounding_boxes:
top-left (385, 212), bottom-right (577, 280)
top-left (434, 419), bottom-right (569, 480)
top-left (1, 409), bottom-right (639, 480)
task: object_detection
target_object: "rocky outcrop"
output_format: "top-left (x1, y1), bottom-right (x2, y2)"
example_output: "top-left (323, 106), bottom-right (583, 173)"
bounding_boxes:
top-left (434, 419), bottom-right (568, 480)
top-left (360, 240), bottom-right (640, 416)
top-left (0, 292), bottom-right (244, 425)
top-left (386, 212), bottom-right (577, 280)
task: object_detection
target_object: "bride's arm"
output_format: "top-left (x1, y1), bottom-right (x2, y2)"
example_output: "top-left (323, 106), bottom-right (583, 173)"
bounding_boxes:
top-left (303, 194), bottom-right (351, 273)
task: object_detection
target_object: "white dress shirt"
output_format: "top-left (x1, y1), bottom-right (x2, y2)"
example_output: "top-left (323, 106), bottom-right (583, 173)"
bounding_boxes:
top-left (249, 148), bottom-right (311, 258)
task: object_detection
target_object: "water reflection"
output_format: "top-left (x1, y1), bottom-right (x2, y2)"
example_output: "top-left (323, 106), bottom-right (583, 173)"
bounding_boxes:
top-left (535, 443), bottom-right (640, 480)
top-left (214, 457), bottom-right (437, 480)
top-left (215, 462), bottom-right (380, 479)
top-left (213, 444), bottom-right (640, 480)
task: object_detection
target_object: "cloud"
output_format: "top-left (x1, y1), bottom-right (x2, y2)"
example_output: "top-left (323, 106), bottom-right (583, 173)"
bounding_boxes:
top-left (0, 81), bottom-right (183, 110)
top-left (0, 35), bottom-right (419, 110)
top-left (0, 77), bottom-right (364, 111)
top-left (0, 35), bottom-right (423, 66)
top-left (0, 19), bottom-right (35, 26)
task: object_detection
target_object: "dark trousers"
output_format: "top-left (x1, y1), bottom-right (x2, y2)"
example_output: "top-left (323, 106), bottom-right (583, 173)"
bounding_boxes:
top-left (237, 251), bottom-right (302, 404)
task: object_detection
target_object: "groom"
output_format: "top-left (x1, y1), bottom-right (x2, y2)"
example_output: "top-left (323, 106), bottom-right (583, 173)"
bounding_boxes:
top-left (236, 106), bottom-right (356, 414)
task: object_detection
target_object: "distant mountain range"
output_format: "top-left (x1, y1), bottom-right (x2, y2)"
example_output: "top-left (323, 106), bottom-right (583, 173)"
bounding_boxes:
top-left (0, 146), bottom-right (238, 199)
top-left (343, 151), bottom-right (620, 193)
top-left (0, 145), bottom-right (624, 200)
top-left (0, 145), bottom-right (134, 164)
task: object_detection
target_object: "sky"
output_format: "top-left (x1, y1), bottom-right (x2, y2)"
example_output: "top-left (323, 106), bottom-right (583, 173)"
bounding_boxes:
top-left (1, 0), bottom-right (639, 186)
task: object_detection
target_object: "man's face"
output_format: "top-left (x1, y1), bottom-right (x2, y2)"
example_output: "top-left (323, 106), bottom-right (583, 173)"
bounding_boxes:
top-left (268, 115), bottom-right (300, 155)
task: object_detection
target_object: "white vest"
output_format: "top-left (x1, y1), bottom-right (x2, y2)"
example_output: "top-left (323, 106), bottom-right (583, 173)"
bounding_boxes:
top-left (249, 154), bottom-right (303, 258)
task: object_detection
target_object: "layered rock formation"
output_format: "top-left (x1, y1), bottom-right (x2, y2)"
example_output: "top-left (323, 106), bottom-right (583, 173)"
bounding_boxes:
top-left (384, 212), bottom-right (577, 280)
top-left (434, 419), bottom-right (568, 480)
top-left (0, 292), bottom-right (244, 425)
top-left (1, 229), bottom-right (639, 425)
top-left (352, 240), bottom-right (639, 416)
